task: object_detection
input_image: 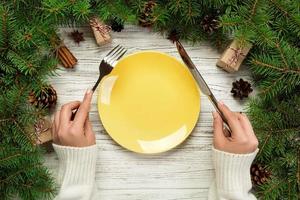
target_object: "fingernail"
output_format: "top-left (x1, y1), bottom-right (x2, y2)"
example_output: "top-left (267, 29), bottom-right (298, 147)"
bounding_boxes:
top-left (86, 88), bottom-right (92, 95)
top-left (212, 111), bottom-right (218, 119)
top-left (219, 101), bottom-right (224, 105)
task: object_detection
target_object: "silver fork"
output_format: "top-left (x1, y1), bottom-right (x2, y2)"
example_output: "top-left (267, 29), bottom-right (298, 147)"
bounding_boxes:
top-left (71, 45), bottom-right (127, 120)
top-left (92, 45), bottom-right (127, 92)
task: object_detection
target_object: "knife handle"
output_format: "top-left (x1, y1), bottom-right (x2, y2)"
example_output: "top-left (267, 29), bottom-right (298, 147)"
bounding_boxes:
top-left (217, 110), bottom-right (232, 137)
top-left (208, 95), bottom-right (232, 137)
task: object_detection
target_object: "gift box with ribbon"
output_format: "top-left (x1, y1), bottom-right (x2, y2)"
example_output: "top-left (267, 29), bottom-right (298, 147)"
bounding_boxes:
top-left (32, 117), bottom-right (53, 152)
top-left (89, 17), bottom-right (112, 46)
top-left (216, 40), bottom-right (252, 72)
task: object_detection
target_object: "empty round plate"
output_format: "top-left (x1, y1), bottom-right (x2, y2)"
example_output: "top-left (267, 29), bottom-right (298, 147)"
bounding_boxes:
top-left (98, 51), bottom-right (200, 154)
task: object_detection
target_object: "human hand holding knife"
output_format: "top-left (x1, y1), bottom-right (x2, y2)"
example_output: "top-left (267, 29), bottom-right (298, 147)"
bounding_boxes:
top-left (175, 41), bottom-right (231, 136)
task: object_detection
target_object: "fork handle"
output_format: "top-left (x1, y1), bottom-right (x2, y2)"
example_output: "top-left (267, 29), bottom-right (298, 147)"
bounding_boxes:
top-left (92, 75), bottom-right (102, 92)
top-left (71, 87), bottom-right (97, 121)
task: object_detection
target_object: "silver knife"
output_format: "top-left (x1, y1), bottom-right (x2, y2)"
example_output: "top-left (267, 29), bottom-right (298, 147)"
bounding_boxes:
top-left (175, 41), bottom-right (231, 135)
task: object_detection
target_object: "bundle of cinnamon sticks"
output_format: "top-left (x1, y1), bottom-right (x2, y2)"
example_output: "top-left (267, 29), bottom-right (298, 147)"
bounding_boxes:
top-left (56, 45), bottom-right (77, 68)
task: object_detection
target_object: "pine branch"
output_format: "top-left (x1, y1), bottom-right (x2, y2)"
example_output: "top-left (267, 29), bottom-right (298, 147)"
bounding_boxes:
top-left (0, 153), bottom-right (22, 163)
top-left (249, 0), bottom-right (259, 21)
top-left (269, 0), bottom-right (300, 28)
top-left (0, 5), bottom-right (11, 51)
top-left (251, 59), bottom-right (300, 74)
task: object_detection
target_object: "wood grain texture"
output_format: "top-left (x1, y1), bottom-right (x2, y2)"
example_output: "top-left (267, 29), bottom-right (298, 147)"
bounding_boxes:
top-left (44, 25), bottom-right (253, 200)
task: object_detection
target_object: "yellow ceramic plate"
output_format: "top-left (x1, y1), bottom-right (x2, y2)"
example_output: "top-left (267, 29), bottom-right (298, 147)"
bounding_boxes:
top-left (98, 51), bottom-right (200, 154)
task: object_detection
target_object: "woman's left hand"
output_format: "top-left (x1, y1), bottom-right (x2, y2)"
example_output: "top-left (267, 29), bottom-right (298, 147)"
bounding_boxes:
top-left (52, 90), bottom-right (96, 147)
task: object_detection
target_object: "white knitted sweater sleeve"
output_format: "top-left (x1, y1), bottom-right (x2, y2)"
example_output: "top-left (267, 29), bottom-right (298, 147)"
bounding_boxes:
top-left (53, 144), bottom-right (258, 200)
top-left (53, 144), bottom-right (98, 200)
top-left (208, 147), bottom-right (259, 200)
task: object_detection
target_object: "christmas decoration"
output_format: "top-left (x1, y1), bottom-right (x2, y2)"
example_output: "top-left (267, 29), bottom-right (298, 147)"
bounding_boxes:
top-left (1, 1), bottom-right (299, 199)
top-left (33, 117), bottom-right (53, 152)
top-left (89, 17), bottom-right (111, 45)
top-left (216, 40), bottom-right (252, 72)
top-left (251, 163), bottom-right (271, 186)
top-left (70, 30), bottom-right (85, 44)
top-left (231, 79), bottom-right (253, 100)
top-left (167, 29), bottom-right (180, 43)
top-left (201, 11), bottom-right (220, 34)
top-left (29, 85), bottom-right (57, 109)
top-left (109, 17), bottom-right (124, 32)
top-left (56, 44), bottom-right (78, 68)
top-left (34, 118), bottom-right (52, 144)
top-left (138, 0), bottom-right (156, 27)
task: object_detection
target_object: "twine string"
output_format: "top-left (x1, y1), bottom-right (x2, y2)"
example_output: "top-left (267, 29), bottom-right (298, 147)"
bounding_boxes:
top-left (226, 47), bottom-right (246, 67)
top-left (34, 119), bottom-right (50, 142)
top-left (90, 18), bottom-right (111, 39)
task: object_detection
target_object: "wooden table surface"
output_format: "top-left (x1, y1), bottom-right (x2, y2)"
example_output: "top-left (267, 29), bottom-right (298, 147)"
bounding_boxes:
top-left (44, 25), bottom-right (252, 200)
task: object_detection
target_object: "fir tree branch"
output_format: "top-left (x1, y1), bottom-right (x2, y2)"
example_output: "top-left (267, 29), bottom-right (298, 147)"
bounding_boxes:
top-left (221, 21), bottom-right (241, 26)
top-left (257, 131), bottom-right (272, 156)
top-left (13, 120), bottom-right (35, 145)
top-left (251, 59), bottom-right (300, 74)
top-left (0, 7), bottom-right (9, 51)
top-left (258, 127), bottom-right (300, 134)
top-left (0, 153), bottom-right (21, 163)
top-left (249, 0), bottom-right (259, 21)
top-left (275, 42), bottom-right (289, 69)
top-left (269, 0), bottom-right (287, 17)
top-left (10, 86), bottom-right (26, 115)
top-left (297, 149), bottom-right (300, 192)
top-left (252, 25), bottom-right (293, 70)
top-left (0, 163), bottom-right (42, 183)
top-left (269, 0), bottom-right (300, 27)
top-left (0, 118), bottom-right (12, 122)
top-left (259, 74), bottom-right (284, 95)
top-left (262, 180), bottom-right (292, 198)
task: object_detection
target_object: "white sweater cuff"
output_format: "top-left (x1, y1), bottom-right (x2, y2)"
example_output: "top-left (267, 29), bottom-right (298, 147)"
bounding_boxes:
top-left (212, 148), bottom-right (259, 198)
top-left (53, 144), bottom-right (98, 185)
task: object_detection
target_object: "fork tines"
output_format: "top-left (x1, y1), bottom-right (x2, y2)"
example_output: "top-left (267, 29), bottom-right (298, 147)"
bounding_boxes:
top-left (104, 45), bottom-right (127, 66)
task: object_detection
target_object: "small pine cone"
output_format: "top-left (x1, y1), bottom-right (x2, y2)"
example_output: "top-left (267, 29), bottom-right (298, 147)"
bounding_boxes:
top-left (138, 0), bottom-right (156, 27)
top-left (250, 163), bottom-right (271, 186)
top-left (167, 29), bottom-right (180, 43)
top-left (29, 85), bottom-right (57, 109)
top-left (231, 78), bottom-right (253, 100)
top-left (201, 13), bottom-right (219, 34)
top-left (109, 17), bottom-right (124, 32)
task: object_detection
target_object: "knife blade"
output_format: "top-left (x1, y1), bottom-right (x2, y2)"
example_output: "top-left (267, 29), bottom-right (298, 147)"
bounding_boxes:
top-left (175, 41), bottom-right (231, 135)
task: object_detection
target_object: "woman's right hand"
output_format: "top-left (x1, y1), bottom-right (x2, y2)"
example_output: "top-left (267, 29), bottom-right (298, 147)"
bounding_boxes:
top-left (212, 101), bottom-right (258, 154)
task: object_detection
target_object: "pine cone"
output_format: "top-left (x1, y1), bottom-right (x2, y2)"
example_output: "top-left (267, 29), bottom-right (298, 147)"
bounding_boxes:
top-left (167, 29), bottom-right (180, 43)
top-left (138, 0), bottom-right (156, 27)
top-left (201, 11), bottom-right (220, 34)
top-left (109, 17), bottom-right (124, 32)
top-left (29, 85), bottom-right (57, 109)
top-left (251, 163), bottom-right (271, 186)
top-left (231, 79), bottom-right (253, 100)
